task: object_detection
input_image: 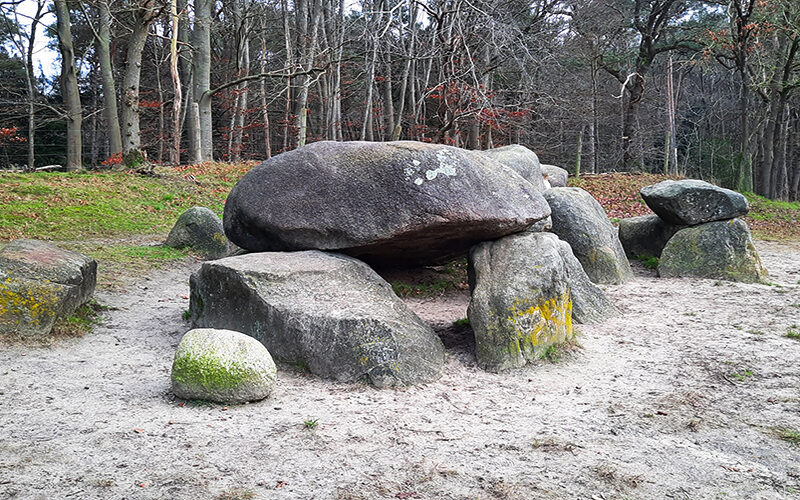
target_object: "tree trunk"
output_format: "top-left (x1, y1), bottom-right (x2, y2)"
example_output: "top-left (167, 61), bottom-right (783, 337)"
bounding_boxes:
top-left (193, 0), bottom-right (214, 161)
top-left (260, 25), bottom-right (271, 158)
top-left (178, 0), bottom-right (198, 162)
top-left (121, 1), bottom-right (159, 166)
top-left (170, 0), bottom-right (182, 165)
top-left (54, 0), bottom-right (82, 170)
top-left (98, 0), bottom-right (122, 157)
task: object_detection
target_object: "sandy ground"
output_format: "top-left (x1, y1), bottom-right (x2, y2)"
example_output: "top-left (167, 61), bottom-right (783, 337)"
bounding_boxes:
top-left (1, 241), bottom-right (799, 500)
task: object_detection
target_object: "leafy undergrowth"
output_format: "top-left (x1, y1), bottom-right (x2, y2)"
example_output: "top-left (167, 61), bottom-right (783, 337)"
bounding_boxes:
top-left (743, 193), bottom-right (800, 241)
top-left (570, 173), bottom-right (800, 241)
top-left (569, 173), bottom-right (680, 220)
top-left (0, 162), bottom-right (254, 242)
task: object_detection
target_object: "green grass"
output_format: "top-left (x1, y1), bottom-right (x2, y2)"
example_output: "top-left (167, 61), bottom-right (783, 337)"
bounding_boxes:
top-left (636, 254), bottom-right (659, 270)
top-left (786, 325), bottom-right (800, 340)
top-left (743, 193), bottom-right (800, 241)
top-left (775, 428), bottom-right (800, 446)
top-left (729, 369), bottom-right (754, 381)
top-left (0, 163), bottom-right (252, 242)
top-left (303, 418), bottom-right (318, 430)
top-left (453, 317), bottom-right (470, 328)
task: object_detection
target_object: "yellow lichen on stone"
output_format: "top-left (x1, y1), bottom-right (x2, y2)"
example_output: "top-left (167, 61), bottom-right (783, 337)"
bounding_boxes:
top-left (0, 278), bottom-right (62, 333)
top-left (504, 291), bottom-right (573, 358)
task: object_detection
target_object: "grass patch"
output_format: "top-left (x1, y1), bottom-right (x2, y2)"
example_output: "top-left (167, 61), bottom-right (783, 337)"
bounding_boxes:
top-left (51, 299), bottom-right (108, 337)
top-left (453, 317), bottom-right (470, 328)
top-left (786, 325), bottom-right (800, 340)
top-left (774, 428), bottom-right (800, 446)
top-left (64, 243), bottom-right (192, 285)
top-left (540, 340), bottom-right (580, 363)
top-left (729, 369), bottom-right (754, 381)
top-left (303, 418), bottom-right (319, 430)
top-left (636, 254), bottom-right (659, 270)
top-left (0, 162), bottom-right (253, 242)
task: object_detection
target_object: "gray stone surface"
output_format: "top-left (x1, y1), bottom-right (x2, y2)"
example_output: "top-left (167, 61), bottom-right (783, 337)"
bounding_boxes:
top-left (0, 239), bottom-right (97, 336)
top-left (658, 218), bottom-right (767, 283)
top-left (525, 215), bottom-right (552, 233)
top-left (544, 188), bottom-right (633, 284)
top-left (482, 144), bottom-right (546, 192)
top-left (467, 233), bottom-right (575, 372)
top-left (223, 141), bottom-right (550, 267)
top-left (640, 179), bottom-right (749, 226)
top-left (171, 328), bottom-right (277, 404)
top-left (618, 214), bottom-right (683, 258)
top-left (554, 237), bottom-right (619, 324)
top-left (189, 250), bottom-right (445, 387)
top-left (166, 207), bottom-right (237, 260)
top-left (541, 164), bottom-right (569, 187)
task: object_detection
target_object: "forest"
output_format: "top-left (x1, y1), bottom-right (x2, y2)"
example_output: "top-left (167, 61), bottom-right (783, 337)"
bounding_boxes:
top-left (0, 0), bottom-right (799, 200)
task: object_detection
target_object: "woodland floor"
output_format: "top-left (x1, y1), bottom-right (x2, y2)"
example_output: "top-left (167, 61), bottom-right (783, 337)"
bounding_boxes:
top-left (1, 240), bottom-right (799, 500)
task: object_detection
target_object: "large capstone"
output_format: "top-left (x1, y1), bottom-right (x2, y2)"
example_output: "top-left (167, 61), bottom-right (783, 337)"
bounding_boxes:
top-left (543, 187), bottom-right (633, 284)
top-left (618, 214), bottom-right (683, 258)
top-left (171, 328), bottom-right (277, 404)
top-left (166, 206), bottom-right (237, 260)
top-left (467, 233), bottom-right (575, 372)
top-left (223, 141), bottom-right (550, 267)
top-left (0, 239), bottom-right (97, 336)
top-left (189, 250), bottom-right (445, 387)
top-left (658, 218), bottom-right (767, 283)
top-left (541, 164), bottom-right (568, 187)
top-left (640, 179), bottom-right (749, 226)
top-left (481, 144), bottom-right (546, 192)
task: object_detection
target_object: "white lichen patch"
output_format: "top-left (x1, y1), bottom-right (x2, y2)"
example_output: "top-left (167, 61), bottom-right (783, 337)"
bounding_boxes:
top-left (404, 149), bottom-right (458, 186)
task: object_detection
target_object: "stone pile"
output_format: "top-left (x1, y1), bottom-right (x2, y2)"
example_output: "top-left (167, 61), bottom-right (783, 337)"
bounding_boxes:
top-left (161, 141), bottom-right (621, 399)
top-left (619, 179), bottom-right (766, 283)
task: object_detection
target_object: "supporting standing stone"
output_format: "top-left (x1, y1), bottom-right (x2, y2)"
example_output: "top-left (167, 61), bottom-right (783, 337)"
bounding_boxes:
top-left (468, 233), bottom-right (574, 372)
top-left (618, 214), bottom-right (683, 258)
top-left (658, 218), bottom-right (767, 283)
top-left (544, 187), bottom-right (633, 284)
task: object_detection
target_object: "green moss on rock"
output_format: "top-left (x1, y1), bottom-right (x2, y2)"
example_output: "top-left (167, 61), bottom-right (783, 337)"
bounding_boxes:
top-left (171, 328), bottom-right (277, 404)
top-left (658, 218), bottom-right (767, 283)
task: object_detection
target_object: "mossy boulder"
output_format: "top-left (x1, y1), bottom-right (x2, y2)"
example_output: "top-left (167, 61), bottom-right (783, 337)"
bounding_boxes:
top-left (189, 250), bottom-right (445, 387)
top-left (658, 218), bottom-right (767, 283)
top-left (171, 328), bottom-right (277, 403)
top-left (543, 188), bottom-right (633, 285)
top-left (165, 207), bottom-right (239, 260)
top-left (223, 140), bottom-right (550, 267)
top-left (618, 214), bottom-right (683, 258)
top-left (640, 179), bottom-right (748, 226)
top-left (0, 240), bottom-right (97, 336)
top-left (482, 144), bottom-right (546, 192)
top-left (468, 233), bottom-right (575, 372)
top-left (541, 164), bottom-right (568, 187)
